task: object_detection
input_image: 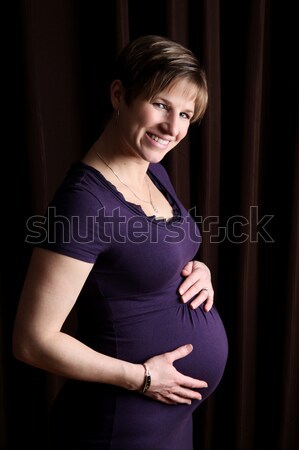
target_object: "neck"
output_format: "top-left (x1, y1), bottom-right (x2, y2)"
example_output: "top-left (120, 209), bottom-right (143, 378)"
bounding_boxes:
top-left (89, 130), bottom-right (149, 186)
top-left (94, 150), bottom-right (159, 214)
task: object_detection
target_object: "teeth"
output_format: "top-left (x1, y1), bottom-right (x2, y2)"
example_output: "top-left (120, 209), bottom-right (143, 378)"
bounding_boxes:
top-left (148, 133), bottom-right (168, 145)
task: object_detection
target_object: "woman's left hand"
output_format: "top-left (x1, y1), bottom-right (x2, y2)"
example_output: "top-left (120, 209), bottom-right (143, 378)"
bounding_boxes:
top-left (179, 260), bottom-right (214, 312)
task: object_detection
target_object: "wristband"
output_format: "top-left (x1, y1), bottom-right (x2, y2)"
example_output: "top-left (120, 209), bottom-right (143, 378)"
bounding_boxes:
top-left (141, 363), bottom-right (151, 393)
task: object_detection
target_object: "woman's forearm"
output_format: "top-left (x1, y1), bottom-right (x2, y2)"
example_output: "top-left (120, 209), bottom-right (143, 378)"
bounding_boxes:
top-left (13, 331), bottom-right (144, 391)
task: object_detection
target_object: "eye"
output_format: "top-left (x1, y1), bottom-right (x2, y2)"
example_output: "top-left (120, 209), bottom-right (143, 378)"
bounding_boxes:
top-left (180, 113), bottom-right (189, 119)
top-left (180, 112), bottom-right (190, 119)
top-left (153, 102), bottom-right (168, 111)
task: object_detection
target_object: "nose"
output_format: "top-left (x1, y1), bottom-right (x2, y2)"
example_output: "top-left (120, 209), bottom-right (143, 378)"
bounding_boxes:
top-left (161, 112), bottom-right (179, 137)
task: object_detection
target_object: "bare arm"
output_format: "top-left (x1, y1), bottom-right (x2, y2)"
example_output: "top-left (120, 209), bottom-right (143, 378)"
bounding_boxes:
top-left (12, 247), bottom-right (207, 403)
top-left (12, 247), bottom-right (141, 389)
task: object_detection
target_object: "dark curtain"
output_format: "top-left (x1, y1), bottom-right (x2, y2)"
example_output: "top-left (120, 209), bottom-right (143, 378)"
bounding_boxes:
top-left (3, 0), bottom-right (298, 448)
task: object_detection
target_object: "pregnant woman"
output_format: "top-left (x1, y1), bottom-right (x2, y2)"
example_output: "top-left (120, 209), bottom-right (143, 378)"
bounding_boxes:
top-left (13, 35), bottom-right (228, 450)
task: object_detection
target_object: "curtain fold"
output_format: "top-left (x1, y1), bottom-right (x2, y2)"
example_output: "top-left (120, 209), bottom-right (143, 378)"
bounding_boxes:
top-left (280, 124), bottom-right (299, 449)
top-left (21, 0), bottom-right (83, 214)
top-left (194, 1), bottom-right (222, 448)
top-left (199, 0), bottom-right (221, 282)
top-left (6, 1), bottom-right (298, 448)
top-left (165, 0), bottom-right (191, 208)
top-left (116, 0), bottom-right (130, 50)
top-left (236, 0), bottom-right (266, 447)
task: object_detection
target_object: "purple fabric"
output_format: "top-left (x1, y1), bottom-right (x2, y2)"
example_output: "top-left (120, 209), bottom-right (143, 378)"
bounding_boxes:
top-left (38, 162), bottom-right (228, 450)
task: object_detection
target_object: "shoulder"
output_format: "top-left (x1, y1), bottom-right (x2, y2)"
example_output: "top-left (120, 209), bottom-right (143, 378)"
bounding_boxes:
top-left (148, 162), bottom-right (176, 195)
top-left (148, 162), bottom-right (169, 179)
top-left (57, 162), bottom-right (104, 193)
top-left (35, 163), bottom-right (110, 263)
top-left (50, 162), bottom-right (107, 210)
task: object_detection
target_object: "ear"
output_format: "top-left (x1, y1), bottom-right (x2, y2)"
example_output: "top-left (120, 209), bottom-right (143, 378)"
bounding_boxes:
top-left (110, 80), bottom-right (123, 110)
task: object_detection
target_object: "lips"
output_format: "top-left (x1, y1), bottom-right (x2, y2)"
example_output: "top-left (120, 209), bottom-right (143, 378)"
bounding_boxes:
top-left (147, 132), bottom-right (169, 145)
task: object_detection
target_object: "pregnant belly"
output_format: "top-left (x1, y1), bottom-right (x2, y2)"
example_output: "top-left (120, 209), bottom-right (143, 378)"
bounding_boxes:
top-left (60, 302), bottom-right (228, 448)
top-left (111, 302), bottom-right (229, 401)
top-left (78, 293), bottom-right (228, 403)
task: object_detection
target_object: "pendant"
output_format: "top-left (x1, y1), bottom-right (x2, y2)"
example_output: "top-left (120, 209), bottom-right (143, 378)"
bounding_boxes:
top-left (151, 202), bottom-right (159, 213)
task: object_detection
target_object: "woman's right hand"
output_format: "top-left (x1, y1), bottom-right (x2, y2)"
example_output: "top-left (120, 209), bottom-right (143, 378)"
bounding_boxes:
top-left (142, 344), bottom-right (208, 404)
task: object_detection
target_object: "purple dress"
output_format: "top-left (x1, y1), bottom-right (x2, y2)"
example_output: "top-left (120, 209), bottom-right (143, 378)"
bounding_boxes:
top-left (38, 162), bottom-right (228, 450)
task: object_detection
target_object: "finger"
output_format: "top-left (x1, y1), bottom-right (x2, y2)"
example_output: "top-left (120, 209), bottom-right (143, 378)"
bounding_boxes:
top-left (180, 280), bottom-right (205, 303)
top-left (166, 344), bottom-right (193, 363)
top-left (178, 272), bottom-right (198, 296)
top-left (179, 374), bottom-right (208, 390)
top-left (179, 272), bottom-right (211, 300)
top-left (146, 393), bottom-right (176, 405)
top-left (173, 386), bottom-right (203, 401)
top-left (148, 392), bottom-right (176, 405)
top-left (167, 383), bottom-right (207, 404)
top-left (203, 295), bottom-right (214, 312)
top-left (190, 289), bottom-right (214, 311)
top-left (167, 394), bottom-right (193, 405)
top-left (181, 261), bottom-right (193, 276)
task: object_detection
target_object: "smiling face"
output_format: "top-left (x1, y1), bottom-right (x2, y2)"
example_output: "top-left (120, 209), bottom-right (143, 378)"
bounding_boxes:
top-left (114, 78), bottom-right (198, 164)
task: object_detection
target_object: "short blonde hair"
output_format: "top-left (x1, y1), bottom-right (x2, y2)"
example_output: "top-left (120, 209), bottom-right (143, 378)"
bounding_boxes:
top-left (113, 35), bottom-right (208, 124)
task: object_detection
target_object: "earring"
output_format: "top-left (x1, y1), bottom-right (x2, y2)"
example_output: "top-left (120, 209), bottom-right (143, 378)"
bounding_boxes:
top-left (114, 110), bottom-right (119, 123)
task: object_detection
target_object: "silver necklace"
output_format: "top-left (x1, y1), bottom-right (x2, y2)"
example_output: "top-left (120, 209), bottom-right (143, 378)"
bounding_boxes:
top-left (95, 151), bottom-right (159, 214)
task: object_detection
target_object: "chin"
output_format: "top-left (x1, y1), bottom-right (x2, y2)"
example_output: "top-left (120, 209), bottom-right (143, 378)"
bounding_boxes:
top-left (143, 148), bottom-right (171, 164)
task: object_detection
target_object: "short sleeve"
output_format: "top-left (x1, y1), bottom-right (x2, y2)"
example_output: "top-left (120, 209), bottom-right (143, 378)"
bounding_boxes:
top-left (26, 181), bottom-right (110, 264)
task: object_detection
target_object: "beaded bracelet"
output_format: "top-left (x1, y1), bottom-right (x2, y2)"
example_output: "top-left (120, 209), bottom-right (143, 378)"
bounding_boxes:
top-left (142, 363), bottom-right (151, 393)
